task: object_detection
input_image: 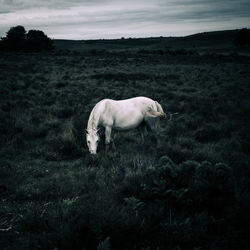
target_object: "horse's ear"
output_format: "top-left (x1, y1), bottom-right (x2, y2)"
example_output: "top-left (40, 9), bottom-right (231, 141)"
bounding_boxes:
top-left (93, 128), bottom-right (100, 133)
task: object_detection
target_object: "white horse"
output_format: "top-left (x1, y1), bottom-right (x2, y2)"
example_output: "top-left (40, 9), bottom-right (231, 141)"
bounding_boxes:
top-left (86, 96), bottom-right (166, 154)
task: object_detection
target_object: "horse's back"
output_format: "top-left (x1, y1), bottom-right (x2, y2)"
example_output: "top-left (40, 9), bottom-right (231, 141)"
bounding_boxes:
top-left (98, 97), bottom-right (153, 130)
top-left (117, 96), bottom-right (154, 104)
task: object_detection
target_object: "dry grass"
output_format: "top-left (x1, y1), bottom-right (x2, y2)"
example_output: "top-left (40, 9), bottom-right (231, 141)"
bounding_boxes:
top-left (0, 46), bottom-right (249, 249)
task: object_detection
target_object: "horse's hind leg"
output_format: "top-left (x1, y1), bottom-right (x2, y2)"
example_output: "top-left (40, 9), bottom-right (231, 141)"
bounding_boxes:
top-left (139, 122), bottom-right (148, 143)
top-left (145, 118), bottom-right (161, 147)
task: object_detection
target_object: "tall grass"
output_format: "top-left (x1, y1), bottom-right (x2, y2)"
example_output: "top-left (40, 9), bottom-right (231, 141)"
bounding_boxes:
top-left (0, 48), bottom-right (249, 249)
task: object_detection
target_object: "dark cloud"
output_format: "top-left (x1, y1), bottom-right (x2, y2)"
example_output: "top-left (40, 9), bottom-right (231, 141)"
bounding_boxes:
top-left (157, 0), bottom-right (250, 21)
top-left (0, 0), bottom-right (249, 39)
top-left (0, 0), bottom-right (109, 12)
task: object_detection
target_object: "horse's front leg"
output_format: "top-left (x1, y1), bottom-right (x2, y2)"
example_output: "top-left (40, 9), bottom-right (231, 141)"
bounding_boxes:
top-left (105, 126), bottom-right (116, 153)
top-left (105, 126), bottom-right (112, 144)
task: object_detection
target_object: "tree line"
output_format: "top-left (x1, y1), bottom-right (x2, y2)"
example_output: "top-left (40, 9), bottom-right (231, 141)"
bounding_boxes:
top-left (0, 25), bottom-right (53, 52)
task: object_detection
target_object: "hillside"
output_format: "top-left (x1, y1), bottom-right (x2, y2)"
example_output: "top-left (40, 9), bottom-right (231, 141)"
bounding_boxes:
top-left (0, 29), bottom-right (250, 249)
top-left (53, 29), bottom-right (249, 54)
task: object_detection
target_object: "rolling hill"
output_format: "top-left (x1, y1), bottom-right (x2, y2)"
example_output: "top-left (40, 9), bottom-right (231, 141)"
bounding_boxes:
top-left (53, 29), bottom-right (249, 54)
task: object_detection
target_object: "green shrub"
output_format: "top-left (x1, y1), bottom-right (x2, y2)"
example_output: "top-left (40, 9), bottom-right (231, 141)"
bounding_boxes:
top-left (48, 120), bottom-right (82, 159)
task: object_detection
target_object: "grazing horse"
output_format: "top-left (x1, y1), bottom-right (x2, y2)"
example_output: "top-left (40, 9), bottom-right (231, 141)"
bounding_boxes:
top-left (86, 97), bottom-right (166, 154)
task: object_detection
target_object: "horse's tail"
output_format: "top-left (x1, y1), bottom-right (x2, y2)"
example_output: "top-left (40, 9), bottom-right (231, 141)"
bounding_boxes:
top-left (146, 101), bottom-right (166, 118)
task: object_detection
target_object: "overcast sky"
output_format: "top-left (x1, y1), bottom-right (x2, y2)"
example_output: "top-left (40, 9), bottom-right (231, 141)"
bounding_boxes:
top-left (0, 0), bottom-right (249, 39)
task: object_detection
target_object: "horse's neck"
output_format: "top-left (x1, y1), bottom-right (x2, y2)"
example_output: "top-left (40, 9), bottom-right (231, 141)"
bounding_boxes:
top-left (87, 104), bottom-right (100, 131)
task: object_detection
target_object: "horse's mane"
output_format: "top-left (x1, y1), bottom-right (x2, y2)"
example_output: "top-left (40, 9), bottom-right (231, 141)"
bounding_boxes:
top-left (87, 102), bottom-right (101, 132)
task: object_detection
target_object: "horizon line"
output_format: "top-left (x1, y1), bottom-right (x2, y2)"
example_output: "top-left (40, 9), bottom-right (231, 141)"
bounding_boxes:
top-left (50, 27), bottom-right (248, 41)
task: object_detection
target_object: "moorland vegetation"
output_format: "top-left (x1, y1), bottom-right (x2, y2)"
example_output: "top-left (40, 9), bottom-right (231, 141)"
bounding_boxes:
top-left (0, 27), bottom-right (250, 249)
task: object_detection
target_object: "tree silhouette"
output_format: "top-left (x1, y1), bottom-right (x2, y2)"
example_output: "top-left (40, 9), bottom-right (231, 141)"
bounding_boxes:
top-left (0, 26), bottom-right (53, 51)
top-left (26, 30), bottom-right (53, 51)
top-left (1, 25), bottom-right (26, 51)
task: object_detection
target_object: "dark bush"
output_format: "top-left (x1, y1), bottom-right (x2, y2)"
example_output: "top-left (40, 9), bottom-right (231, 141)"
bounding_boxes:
top-left (138, 156), bottom-right (241, 249)
top-left (25, 30), bottom-right (53, 51)
top-left (0, 25), bottom-right (26, 51)
top-left (234, 28), bottom-right (250, 46)
top-left (0, 26), bottom-right (53, 52)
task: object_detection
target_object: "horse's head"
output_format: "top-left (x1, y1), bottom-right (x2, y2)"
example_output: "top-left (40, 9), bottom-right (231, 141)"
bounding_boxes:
top-left (86, 129), bottom-right (100, 155)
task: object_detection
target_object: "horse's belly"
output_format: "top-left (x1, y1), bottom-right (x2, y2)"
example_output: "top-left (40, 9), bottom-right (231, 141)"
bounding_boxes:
top-left (113, 115), bottom-right (143, 130)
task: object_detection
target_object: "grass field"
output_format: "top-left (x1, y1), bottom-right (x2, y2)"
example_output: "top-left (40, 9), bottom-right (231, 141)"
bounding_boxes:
top-left (0, 31), bottom-right (250, 249)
